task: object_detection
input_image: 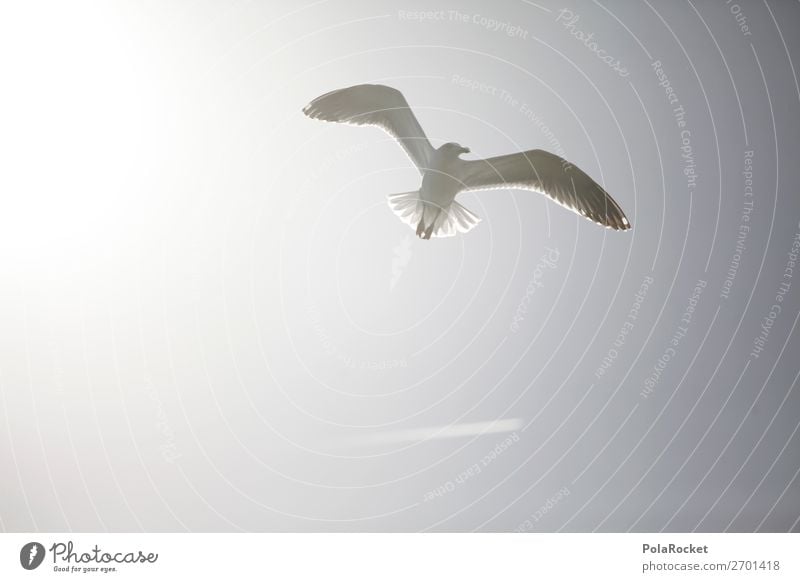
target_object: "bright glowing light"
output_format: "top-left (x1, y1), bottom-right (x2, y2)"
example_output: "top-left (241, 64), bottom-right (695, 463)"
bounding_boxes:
top-left (0, 2), bottom-right (169, 273)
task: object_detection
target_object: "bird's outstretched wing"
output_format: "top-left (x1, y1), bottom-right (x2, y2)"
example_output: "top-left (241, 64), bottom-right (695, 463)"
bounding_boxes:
top-left (302, 84), bottom-right (435, 173)
top-left (456, 149), bottom-right (631, 230)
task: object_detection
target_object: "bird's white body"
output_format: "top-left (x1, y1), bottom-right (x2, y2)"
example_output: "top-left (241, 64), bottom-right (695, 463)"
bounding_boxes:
top-left (420, 150), bottom-right (461, 207)
top-left (418, 147), bottom-right (466, 236)
top-left (302, 84), bottom-right (631, 239)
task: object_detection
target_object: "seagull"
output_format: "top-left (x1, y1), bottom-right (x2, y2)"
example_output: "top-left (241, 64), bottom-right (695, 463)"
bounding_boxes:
top-left (302, 84), bottom-right (631, 239)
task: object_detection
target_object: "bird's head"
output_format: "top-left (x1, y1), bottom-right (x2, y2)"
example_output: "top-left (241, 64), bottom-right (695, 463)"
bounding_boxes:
top-left (440, 142), bottom-right (471, 157)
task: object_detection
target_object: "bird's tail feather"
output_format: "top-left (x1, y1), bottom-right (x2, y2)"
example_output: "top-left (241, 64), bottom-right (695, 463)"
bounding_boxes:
top-left (387, 191), bottom-right (423, 230)
top-left (386, 191), bottom-right (481, 238)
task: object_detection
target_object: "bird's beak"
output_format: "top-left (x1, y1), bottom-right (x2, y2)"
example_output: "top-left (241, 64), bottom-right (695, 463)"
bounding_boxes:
top-left (461, 147), bottom-right (470, 154)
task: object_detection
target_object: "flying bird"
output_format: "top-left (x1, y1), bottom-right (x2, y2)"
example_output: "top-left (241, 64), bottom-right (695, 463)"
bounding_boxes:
top-left (302, 84), bottom-right (631, 239)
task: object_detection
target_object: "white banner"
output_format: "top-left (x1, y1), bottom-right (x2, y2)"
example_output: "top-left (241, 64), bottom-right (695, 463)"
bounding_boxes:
top-left (0, 533), bottom-right (796, 581)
